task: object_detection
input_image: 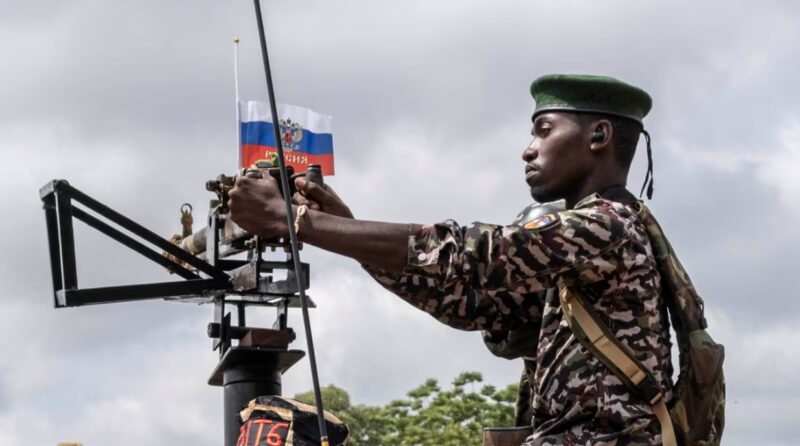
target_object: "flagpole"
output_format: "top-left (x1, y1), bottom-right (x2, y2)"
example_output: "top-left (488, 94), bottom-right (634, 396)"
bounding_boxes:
top-left (251, 1), bottom-right (330, 445)
top-left (234, 37), bottom-right (242, 169)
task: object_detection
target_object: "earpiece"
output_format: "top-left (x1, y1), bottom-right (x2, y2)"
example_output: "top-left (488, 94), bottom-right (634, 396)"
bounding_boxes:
top-left (591, 130), bottom-right (606, 143)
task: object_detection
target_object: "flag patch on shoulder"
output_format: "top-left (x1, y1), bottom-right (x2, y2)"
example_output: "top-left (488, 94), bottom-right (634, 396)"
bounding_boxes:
top-left (523, 213), bottom-right (560, 231)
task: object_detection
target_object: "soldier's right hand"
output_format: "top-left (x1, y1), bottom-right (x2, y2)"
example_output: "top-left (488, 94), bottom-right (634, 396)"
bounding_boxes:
top-left (293, 178), bottom-right (354, 219)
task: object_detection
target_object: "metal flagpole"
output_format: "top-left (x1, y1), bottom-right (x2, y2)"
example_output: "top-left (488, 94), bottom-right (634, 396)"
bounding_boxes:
top-left (250, 1), bottom-right (330, 445)
top-left (234, 37), bottom-right (242, 169)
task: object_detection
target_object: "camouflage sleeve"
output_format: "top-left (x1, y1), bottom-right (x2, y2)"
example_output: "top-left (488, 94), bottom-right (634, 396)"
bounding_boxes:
top-left (365, 201), bottom-right (630, 331)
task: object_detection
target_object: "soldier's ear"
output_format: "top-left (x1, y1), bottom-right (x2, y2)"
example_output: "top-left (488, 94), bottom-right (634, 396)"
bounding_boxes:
top-left (589, 120), bottom-right (613, 152)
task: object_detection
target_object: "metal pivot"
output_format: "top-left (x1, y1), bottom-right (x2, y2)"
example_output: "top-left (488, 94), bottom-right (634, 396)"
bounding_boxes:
top-left (251, 1), bottom-right (330, 444)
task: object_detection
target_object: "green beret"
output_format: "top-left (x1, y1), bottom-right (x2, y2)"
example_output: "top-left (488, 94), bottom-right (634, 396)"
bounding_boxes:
top-left (530, 74), bottom-right (652, 124)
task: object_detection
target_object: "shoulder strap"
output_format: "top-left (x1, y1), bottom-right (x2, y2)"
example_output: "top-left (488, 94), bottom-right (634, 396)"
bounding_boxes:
top-left (636, 204), bottom-right (706, 331)
top-left (558, 284), bottom-right (677, 446)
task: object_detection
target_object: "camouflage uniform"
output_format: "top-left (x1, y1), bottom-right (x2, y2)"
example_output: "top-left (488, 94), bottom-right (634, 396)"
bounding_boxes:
top-left (365, 192), bottom-right (674, 445)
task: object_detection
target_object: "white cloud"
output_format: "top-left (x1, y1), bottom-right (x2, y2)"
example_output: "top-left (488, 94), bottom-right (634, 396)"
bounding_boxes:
top-left (662, 116), bottom-right (800, 224)
top-left (707, 311), bottom-right (800, 445)
top-left (757, 119), bottom-right (800, 219)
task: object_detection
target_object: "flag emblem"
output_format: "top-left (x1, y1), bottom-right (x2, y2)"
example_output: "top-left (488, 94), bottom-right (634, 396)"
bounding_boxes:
top-left (279, 118), bottom-right (303, 151)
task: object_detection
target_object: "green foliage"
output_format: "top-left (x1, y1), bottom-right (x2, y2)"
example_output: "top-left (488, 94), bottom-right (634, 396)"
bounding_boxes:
top-left (295, 384), bottom-right (352, 413)
top-left (294, 372), bottom-right (518, 446)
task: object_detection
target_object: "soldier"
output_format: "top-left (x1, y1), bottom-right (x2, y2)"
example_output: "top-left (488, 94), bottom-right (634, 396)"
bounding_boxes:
top-left (229, 74), bottom-right (673, 445)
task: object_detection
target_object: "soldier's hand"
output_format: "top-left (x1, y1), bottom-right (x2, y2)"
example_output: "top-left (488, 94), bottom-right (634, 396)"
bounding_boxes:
top-left (293, 178), bottom-right (354, 219)
top-left (229, 175), bottom-right (288, 238)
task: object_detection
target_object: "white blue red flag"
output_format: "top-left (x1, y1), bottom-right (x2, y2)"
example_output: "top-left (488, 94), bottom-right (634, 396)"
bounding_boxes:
top-left (239, 101), bottom-right (335, 175)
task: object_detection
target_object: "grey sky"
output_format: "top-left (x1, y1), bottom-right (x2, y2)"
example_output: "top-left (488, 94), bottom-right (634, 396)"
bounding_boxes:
top-left (1, 0), bottom-right (799, 445)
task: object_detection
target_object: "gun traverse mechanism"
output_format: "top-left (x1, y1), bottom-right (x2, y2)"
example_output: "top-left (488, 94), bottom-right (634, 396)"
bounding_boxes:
top-left (39, 160), bottom-right (326, 446)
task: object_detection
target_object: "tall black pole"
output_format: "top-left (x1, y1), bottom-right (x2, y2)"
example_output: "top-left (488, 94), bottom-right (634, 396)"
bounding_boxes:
top-left (251, 1), bottom-right (330, 445)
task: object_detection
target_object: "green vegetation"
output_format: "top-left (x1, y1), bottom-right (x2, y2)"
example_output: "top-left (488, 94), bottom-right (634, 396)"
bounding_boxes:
top-left (294, 371), bottom-right (518, 446)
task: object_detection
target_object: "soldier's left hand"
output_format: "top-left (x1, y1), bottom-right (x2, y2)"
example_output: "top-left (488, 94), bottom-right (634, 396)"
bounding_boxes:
top-left (293, 178), bottom-right (354, 219)
top-left (229, 175), bottom-right (288, 238)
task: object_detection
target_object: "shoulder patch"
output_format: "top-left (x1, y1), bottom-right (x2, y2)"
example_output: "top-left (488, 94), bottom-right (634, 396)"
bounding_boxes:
top-left (523, 213), bottom-right (561, 231)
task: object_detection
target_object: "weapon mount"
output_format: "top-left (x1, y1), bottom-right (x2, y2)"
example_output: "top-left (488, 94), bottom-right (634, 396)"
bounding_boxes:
top-left (40, 178), bottom-right (315, 446)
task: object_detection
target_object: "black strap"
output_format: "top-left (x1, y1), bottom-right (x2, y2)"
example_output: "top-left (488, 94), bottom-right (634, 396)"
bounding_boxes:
top-left (639, 130), bottom-right (654, 200)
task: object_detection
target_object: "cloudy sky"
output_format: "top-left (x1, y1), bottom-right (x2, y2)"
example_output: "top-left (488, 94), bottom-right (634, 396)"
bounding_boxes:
top-left (2, 0), bottom-right (799, 444)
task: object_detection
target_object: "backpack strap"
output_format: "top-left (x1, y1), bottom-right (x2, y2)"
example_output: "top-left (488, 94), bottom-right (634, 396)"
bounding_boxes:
top-left (636, 204), bottom-right (706, 331)
top-left (558, 285), bottom-right (677, 446)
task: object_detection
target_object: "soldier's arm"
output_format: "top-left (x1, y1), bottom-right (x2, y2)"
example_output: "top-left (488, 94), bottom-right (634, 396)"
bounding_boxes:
top-left (297, 211), bottom-right (413, 272)
top-left (358, 213), bottom-right (629, 330)
top-left (301, 210), bottom-right (629, 331)
top-left (229, 175), bottom-right (411, 271)
top-left (291, 178), bottom-right (544, 328)
top-left (230, 177), bottom-right (629, 330)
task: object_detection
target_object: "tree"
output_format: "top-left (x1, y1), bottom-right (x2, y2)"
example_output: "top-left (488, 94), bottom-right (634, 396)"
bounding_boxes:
top-left (294, 372), bottom-right (518, 446)
top-left (294, 384), bottom-right (391, 446)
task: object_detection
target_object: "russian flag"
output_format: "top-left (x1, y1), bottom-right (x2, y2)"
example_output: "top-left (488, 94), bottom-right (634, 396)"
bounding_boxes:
top-left (240, 101), bottom-right (335, 175)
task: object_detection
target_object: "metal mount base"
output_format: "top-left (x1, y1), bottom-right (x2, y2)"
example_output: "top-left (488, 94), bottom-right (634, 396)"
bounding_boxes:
top-left (209, 346), bottom-right (305, 446)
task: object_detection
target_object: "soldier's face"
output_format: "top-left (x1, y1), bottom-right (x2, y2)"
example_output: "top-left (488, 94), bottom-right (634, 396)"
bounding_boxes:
top-left (522, 112), bottom-right (593, 203)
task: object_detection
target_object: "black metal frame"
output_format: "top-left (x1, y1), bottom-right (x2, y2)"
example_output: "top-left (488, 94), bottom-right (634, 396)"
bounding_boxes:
top-left (39, 177), bottom-right (317, 348)
top-left (40, 179), bottom-right (229, 306)
top-left (40, 178), bottom-right (316, 445)
top-left (39, 179), bottom-right (312, 303)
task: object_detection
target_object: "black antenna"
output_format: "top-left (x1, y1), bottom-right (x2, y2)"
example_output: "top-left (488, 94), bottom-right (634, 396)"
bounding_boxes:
top-left (251, 1), bottom-right (330, 445)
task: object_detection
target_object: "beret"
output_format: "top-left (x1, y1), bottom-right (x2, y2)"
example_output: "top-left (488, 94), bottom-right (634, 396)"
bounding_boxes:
top-left (530, 74), bottom-right (652, 124)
